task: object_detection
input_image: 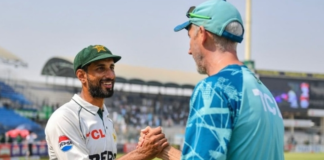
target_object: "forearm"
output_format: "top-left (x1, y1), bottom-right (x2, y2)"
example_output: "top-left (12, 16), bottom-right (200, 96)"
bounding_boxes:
top-left (117, 149), bottom-right (153, 160)
top-left (158, 146), bottom-right (182, 160)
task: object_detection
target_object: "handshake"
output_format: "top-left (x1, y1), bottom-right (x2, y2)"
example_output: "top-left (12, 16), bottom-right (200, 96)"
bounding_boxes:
top-left (134, 126), bottom-right (181, 160)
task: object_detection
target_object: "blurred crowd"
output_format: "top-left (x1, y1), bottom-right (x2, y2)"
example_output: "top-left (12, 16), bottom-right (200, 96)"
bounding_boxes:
top-left (105, 91), bottom-right (190, 141)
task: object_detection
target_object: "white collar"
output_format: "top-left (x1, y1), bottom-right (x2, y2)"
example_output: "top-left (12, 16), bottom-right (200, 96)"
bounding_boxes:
top-left (71, 94), bottom-right (109, 115)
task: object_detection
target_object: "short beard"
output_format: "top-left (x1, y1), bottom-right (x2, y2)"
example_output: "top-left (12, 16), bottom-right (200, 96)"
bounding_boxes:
top-left (192, 44), bottom-right (207, 74)
top-left (87, 76), bottom-right (114, 98)
top-left (196, 54), bottom-right (206, 74)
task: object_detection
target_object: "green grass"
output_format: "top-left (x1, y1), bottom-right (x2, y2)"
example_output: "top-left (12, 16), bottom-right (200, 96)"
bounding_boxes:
top-left (116, 153), bottom-right (324, 160)
top-left (117, 154), bottom-right (161, 160)
top-left (284, 152), bottom-right (324, 160)
top-left (36, 153), bottom-right (324, 160)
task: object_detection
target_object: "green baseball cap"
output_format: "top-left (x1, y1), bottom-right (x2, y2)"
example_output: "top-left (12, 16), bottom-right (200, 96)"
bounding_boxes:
top-left (73, 45), bottom-right (121, 73)
top-left (174, 0), bottom-right (244, 43)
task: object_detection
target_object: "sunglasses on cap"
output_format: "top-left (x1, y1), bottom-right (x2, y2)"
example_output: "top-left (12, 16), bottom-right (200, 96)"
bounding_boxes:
top-left (186, 6), bottom-right (211, 19)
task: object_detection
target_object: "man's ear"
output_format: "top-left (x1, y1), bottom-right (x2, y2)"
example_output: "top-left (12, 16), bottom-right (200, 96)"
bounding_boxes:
top-left (199, 26), bottom-right (208, 43)
top-left (76, 69), bottom-right (87, 84)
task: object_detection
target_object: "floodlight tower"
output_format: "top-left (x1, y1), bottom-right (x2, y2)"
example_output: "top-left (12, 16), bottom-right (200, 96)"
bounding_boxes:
top-left (243, 0), bottom-right (255, 72)
top-left (245, 0), bottom-right (251, 61)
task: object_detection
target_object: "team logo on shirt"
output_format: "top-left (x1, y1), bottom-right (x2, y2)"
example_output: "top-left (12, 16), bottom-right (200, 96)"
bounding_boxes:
top-left (58, 136), bottom-right (73, 152)
top-left (112, 133), bottom-right (117, 142)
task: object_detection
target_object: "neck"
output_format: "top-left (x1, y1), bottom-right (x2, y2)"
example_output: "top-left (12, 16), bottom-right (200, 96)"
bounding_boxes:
top-left (205, 50), bottom-right (242, 76)
top-left (80, 88), bottom-right (104, 109)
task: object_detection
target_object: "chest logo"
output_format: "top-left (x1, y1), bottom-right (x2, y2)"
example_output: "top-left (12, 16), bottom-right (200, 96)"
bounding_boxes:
top-left (86, 129), bottom-right (106, 140)
top-left (112, 133), bottom-right (117, 142)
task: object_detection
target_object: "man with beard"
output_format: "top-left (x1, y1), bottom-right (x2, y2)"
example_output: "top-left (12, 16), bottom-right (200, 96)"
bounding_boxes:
top-left (138, 0), bottom-right (284, 160)
top-left (45, 45), bottom-right (168, 160)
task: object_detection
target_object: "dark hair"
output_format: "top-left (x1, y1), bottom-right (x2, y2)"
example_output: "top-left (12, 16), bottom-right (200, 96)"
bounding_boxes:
top-left (80, 63), bottom-right (90, 73)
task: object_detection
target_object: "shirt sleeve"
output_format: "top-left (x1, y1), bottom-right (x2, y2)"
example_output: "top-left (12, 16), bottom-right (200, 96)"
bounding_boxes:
top-left (45, 110), bottom-right (89, 160)
top-left (181, 80), bottom-right (236, 160)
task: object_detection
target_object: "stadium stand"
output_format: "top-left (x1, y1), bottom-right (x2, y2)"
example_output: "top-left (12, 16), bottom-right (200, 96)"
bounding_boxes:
top-left (0, 81), bottom-right (31, 105)
top-left (0, 107), bottom-right (44, 139)
top-left (0, 46), bottom-right (27, 67)
top-left (26, 83), bottom-right (75, 107)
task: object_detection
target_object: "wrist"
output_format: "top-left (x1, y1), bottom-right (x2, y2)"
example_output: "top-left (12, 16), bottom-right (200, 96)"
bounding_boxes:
top-left (133, 147), bottom-right (155, 160)
top-left (158, 146), bottom-right (181, 160)
top-left (157, 145), bottom-right (169, 158)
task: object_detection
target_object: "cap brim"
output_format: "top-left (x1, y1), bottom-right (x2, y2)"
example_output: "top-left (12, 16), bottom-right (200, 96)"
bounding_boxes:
top-left (174, 21), bottom-right (191, 32)
top-left (82, 54), bottom-right (121, 67)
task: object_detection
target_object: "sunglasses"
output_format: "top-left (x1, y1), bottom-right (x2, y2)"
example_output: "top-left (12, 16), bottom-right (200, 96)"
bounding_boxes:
top-left (186, 6), bottom-right (211, 19)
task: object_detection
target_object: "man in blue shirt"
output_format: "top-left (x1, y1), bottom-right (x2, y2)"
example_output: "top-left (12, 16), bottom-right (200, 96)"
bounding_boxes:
top-left (139, 0), bottom-right (284, 159)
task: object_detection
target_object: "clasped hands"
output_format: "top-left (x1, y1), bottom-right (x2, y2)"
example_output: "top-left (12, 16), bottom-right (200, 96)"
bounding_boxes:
top-left (136, 126), bottom-right (169, 159)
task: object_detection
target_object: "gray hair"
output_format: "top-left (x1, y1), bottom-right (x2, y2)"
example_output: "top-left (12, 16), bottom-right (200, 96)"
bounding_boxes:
top-left (193, 21), bottom-right (243, 52)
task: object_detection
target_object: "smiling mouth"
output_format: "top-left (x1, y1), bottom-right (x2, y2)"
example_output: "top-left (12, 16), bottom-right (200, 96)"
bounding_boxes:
top-left (102, 81), bottom-right (113, 88)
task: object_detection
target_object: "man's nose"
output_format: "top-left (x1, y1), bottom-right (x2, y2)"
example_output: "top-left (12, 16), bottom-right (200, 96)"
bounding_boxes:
top-left (104, 69), bottom-right (115, 79)
top-left (188, 49), bottom-right (192, 55)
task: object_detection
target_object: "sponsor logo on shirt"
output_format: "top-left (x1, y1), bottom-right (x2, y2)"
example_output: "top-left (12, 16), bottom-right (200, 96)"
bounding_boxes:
top-left (86, 129), bottom-right (106, 140)
top-left (89, 150), bottom-right (116, 160)
top-left (59, 136), bottom-right (73, 152)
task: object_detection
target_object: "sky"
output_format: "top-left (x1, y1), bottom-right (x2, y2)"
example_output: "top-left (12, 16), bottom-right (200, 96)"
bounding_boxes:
top-left (0, 0), bottom-right (324, 84)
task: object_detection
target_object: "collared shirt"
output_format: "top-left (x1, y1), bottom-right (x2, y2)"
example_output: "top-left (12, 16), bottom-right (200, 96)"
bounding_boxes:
top-left (45, 94), bottom-right (117, 160)
top-left (181, 65), bottom-right (284, 160)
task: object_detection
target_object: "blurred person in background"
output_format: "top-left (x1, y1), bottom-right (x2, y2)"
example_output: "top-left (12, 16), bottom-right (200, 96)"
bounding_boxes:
top-left (26, 130), bottom-right (37, 157)
top-left (0, 133), bottom-right (5, 143)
